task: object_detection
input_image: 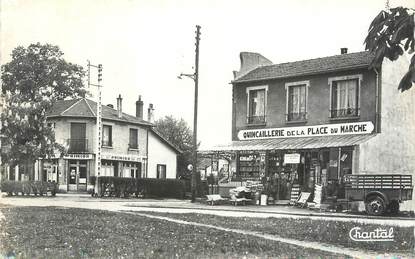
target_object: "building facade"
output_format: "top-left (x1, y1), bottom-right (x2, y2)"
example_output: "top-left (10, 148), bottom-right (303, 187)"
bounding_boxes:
top-left (207, 49), bottom-right (415, 210)
top-left (3, 95), bottom-right (181, 192)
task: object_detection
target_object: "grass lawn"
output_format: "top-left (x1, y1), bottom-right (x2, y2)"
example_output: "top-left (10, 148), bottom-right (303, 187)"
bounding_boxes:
top-left (138, 211), bottom-right (415, 255)
top-left (0, 206), bottom-right (345, 259)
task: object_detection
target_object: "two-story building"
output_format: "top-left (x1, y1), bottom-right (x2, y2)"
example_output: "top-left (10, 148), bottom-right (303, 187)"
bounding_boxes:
top-left (205, 49), bottom-right (415, 210)
top-left (4, 95), bottom-right (181, 192)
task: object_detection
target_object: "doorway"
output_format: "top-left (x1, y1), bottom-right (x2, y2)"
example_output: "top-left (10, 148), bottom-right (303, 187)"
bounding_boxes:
top-left (68, 160), bottom-right (88, 191)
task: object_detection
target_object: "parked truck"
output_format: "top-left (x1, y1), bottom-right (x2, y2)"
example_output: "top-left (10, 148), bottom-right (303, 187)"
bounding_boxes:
top-left (344, 174), bottom-right (413, 216)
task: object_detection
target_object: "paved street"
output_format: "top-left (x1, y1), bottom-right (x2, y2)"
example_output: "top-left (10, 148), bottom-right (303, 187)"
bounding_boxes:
top-left (1, 193), bottom-right (414, 227)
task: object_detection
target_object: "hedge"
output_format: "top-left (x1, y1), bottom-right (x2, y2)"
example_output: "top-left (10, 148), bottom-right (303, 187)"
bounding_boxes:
top-left (89, 176), bottom-right (186, 199)
top-left (0, 180), bottom-right (57, 196)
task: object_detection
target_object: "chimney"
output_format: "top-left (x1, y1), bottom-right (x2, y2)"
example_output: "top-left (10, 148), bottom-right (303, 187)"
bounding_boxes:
top-left (116, 94), bottom-right (122, 118)
top-left (147, 103), bottom-right (154, 122)
top-left (136, 95), bottom-right (144, 119)
top-left (341, 48), bottom-right (348, 54)
top-left (233, 52), bottom-right (273, 79)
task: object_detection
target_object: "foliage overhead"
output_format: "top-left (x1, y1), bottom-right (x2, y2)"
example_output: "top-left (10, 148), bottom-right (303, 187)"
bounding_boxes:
top-left (154, 115), bottom-right (197, 176)
top-left (365, 6), bottom-right (415, 91)
top-left (1, 43), bottom-right (86, 169)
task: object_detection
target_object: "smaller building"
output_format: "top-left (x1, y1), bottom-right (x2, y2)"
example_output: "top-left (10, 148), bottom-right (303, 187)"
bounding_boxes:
top-left (2, 95), bottom-right (181, 192)
top-left (147, 129), bottom-right (180, 179)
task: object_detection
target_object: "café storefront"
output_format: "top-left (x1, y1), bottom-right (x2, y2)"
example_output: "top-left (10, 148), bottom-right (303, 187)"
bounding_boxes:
top-left (204, 121), bottom-right (375, 202)
top-left (39, 153), bottom-right (146, 192)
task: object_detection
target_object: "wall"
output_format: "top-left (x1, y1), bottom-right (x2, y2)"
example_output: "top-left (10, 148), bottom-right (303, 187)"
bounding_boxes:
top-left (147, 131), bottom-right (177, 179)
top-left (358, 54), bottom-right (415, 211)
top-left (48, 117), bottom-right (150, 187)
top-left (232, 69), bottom-right (377, 140)
top-left (101, 120), bottom-right (148, 158)
top-left (52, 117), bottom-right (95, 152)
top-left (52, 117), bottom-right (148, 157)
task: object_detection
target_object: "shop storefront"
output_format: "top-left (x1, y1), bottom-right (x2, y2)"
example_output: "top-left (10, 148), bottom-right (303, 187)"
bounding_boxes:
top-left (39, 152), bottom-right (146, 192)
top-left (206, 121), bottom-right (375, 202)
top-left (101, 153), bottom-right (146, 178)
top-left (64, 154), bottom-right (93, 192)
top-left (232, 147), bottom-right (354, 201)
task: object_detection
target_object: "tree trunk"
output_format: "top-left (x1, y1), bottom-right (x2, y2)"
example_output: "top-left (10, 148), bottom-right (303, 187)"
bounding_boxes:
top-left (25, 157), bottom-right (36, 181)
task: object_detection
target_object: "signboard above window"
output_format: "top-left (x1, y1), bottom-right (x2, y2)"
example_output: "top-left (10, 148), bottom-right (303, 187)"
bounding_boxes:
top-left (237, 121), bottom-right (374, 140)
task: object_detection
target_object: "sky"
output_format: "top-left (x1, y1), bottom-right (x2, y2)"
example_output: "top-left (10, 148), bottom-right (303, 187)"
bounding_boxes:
top-left (0, 0), bottom-right (413, 149)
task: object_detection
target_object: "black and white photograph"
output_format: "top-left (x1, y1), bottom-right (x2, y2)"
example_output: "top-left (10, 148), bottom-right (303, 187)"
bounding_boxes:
top-left (0, 0), bottom-right (414, 258)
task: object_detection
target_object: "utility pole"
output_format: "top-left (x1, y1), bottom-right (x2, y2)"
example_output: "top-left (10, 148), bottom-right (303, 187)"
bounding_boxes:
top-left (193, 25), bottom-right (201, 202)
top-left (88, 61), bottom-right (103, 196)
top-left (177, 25), bottom-right (201, 202)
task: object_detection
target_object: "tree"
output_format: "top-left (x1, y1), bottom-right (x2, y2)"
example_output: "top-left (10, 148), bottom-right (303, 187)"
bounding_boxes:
top-left (1, 43), bottom-right (86, 180)
top-left (365, 6), bottom-right (415, 91)
top-left (154, 115), bottom-right (197, 177)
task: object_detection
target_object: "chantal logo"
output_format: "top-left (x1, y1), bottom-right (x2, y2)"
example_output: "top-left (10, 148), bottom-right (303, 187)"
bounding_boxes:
top-left (349, 227), bottom-right (394, 242)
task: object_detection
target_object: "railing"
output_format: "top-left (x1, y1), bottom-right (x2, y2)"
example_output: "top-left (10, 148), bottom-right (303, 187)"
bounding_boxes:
top-left (330, 108), bottom-right (359, 118)
top-left (344, 174), bottom-right (413, 189)
top-left (102, 140), bottom-right (112, 147)
top-left (247, 115), bottom-right (266, 124)
top-left (67, 139), bottom-right (88, 153)
top-left (286, 112), bottom-right (307, 122)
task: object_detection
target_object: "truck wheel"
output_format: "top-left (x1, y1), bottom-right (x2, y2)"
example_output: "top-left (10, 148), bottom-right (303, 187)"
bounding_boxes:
top-left (388, 200), bottom-right (400, 215)
top-left (365, 196), bottom-right (385, 216)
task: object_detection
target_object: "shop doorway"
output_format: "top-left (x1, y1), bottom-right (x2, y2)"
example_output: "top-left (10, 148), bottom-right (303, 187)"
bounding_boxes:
top-left (68, 160), bottom-right (87, 191)
top-left (267, 152), bottom-right (298, 201)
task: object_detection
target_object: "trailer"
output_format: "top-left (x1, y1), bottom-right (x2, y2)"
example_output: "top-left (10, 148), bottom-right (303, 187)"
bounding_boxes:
top-left (344, 174), bottom-right (413, 216)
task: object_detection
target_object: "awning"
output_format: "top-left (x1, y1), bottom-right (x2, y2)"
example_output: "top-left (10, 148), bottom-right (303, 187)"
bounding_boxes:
top-left (201, 134), bottom-right (376, 152)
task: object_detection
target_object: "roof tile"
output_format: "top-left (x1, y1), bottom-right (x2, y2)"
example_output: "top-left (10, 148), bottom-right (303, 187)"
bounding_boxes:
top-left (47, 98), bottom-right (152, 126)
top-left (233, 51), bottom-right (375, 83)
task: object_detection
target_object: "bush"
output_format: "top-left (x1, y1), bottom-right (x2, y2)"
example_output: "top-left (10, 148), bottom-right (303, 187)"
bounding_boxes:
top-left (138, 178), bottom-right (186, 199)
top-left (0, 180), bottom-right (57, 196)
top-left (89, 176), bottom-right (186, 199)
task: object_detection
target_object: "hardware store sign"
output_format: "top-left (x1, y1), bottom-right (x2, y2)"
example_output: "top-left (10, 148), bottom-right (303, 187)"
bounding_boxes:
top-left (238, 121), bottom-right (374, 140)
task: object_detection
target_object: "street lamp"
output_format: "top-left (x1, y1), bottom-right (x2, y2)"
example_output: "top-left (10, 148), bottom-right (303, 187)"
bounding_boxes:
top-left (178, 25), bottom-right (201, 202)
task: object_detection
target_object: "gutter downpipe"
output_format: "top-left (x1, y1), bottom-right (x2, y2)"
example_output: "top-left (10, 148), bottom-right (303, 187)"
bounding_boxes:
top-left (374, 68), bottom-right (380, 133)
top-left (146, 127), bottom-right (149, 178)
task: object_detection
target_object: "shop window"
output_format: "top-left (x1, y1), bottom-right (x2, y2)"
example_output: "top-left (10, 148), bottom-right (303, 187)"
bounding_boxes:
top-left (101, 161), bottom-right (114, 177)
top-left (246, 86), bottom-right (267, 124)
top-left (329, 75), bottom-right (362, 118)
top-left (123, 162), bottom-right (141, 178)
top-left (157, 164), bottom-right (166, 179)
top-left (129, 128), bottom-right (138, 149)
top-left (237, 152), bottom-right (264, 181)
top-left (102, 125), bottom-right (112, 147)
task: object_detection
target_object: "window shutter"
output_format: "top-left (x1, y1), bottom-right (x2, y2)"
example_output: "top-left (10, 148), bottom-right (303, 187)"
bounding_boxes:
top-left (109, 126), bottom-right (112, 146)
top-left (331, 81), bottom-right (338, 112)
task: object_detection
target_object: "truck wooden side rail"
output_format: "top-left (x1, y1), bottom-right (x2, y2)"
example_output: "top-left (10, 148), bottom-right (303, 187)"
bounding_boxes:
top-left (344, 174), bottom-right (413, 216)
